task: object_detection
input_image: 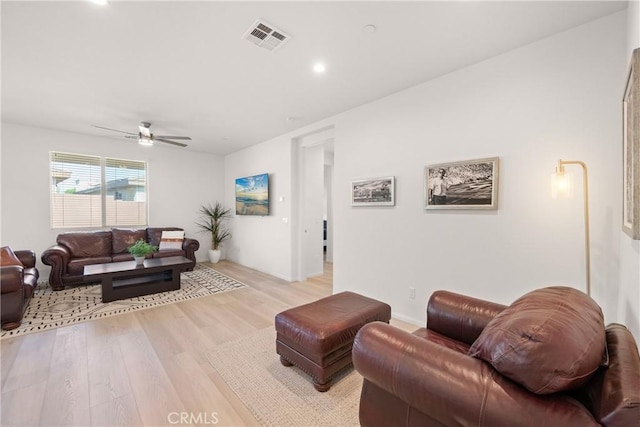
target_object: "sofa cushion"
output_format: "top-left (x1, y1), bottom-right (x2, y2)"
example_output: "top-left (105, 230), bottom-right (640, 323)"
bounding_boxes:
top-left (112, 228), bottom-right (147, 254)
top-left (152, 249), bottom-right (184, 259)
top-left (413, 328), bottom-right (471, 354)
top-left (147, 227), bottom-right (184, 247)
top-left (58, 231), bottom-right (113, 258)
top-left (112, 254), bottom-right (135, 262)
top-left (0, 247), bottom-right (24, 267)
top-left (158, 230), bottom-right (185, 251)
top-left (468, 286), bottom-right (605, 394)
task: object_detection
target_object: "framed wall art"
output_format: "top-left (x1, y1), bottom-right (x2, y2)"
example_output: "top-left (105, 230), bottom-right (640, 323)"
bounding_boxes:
top-left (623, 48), bottom-right (639, 239)
top-left (235, 172), bottom-right (269, 216)
top-left (351, 176), bottom-right (395, 207)
top-left (425, 157), bottom-right (499, 210)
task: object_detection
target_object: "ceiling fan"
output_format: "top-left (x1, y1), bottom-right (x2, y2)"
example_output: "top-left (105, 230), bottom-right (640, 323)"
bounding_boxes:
top-left (92, 122), bottom-right (191, 147)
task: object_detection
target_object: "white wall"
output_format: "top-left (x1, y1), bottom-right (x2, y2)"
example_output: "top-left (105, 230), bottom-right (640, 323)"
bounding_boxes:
top-left (628, 1), bottom-right (639, 57)
top-left (226, 12), bottom-right (636, 339)
top-left (0, 123), bottom-right (224, 270)
top-left (224, 136), bottom-right (293, 281)
top-left (329, 12), bottom-right (632, 329)
top-left (620, 0), bottom-right (640, 340)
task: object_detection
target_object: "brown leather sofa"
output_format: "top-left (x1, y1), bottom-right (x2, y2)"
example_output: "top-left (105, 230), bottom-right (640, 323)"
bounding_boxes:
top-left (41, 227), bottom-right (199, 291)
top-left (353, 288), bottom-right (640, 427)
top-left (1, 249), bottom-right (39, 330)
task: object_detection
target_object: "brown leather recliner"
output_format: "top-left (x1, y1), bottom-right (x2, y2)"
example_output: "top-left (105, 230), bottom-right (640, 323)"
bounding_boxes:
top-left (353, 288), bottom-right (640, 427)
top-left (1, 249), bottom-right (39, 330)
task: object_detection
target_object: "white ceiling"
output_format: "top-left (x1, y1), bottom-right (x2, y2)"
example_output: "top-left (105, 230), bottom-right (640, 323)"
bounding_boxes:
top-left (1, 1), bottom-right (627, 155)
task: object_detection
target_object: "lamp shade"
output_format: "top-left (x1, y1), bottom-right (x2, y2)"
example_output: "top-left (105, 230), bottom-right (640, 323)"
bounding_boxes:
top-left (551, 170), bottom-right (574, 199)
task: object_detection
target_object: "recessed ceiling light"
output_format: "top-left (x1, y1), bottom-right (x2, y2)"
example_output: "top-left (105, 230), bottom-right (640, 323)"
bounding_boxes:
top-left (313, 62), bottom-right (326, 74)
top-left (363, 24), bottom-right (377, 34)
top-left (90, 0), bottom-right (108, 5)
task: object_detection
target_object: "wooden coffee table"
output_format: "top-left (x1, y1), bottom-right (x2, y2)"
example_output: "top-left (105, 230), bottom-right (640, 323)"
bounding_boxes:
top-left (83, 256), bottom-right (192, 302)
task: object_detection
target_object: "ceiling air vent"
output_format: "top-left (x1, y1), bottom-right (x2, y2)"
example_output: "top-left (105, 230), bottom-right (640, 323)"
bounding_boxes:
top-left (242, 19), bottom-right (291, 52)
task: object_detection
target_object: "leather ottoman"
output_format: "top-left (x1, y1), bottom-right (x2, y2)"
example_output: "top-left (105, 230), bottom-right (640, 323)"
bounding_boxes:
top-left (275, 291), bottom-right (391, 392)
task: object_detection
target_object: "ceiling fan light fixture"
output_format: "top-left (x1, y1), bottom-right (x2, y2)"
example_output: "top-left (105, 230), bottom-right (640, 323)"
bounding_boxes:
top-left (313, 62), bottom-right (326, 74)
top-left (91, 122), bottom-right (189, 148)
top-left (362, 24), bottom-right (377, 34)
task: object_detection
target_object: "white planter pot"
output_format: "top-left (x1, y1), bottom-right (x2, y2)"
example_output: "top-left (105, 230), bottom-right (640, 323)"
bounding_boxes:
top-left (208, 249), bottom-right (222, 263)
top-left (134, 256), bottom-right (145, 266)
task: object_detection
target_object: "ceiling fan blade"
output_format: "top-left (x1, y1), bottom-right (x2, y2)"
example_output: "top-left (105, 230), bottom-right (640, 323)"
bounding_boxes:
top-left (155, 138), bottom-right (188, 148)
top-left (92, 125), bottom-right (137, 136)
top-left (155, 136), bottom-right (192, 140)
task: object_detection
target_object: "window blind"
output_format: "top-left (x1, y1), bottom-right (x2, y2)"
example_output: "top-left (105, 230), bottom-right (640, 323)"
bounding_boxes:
top-left (50, 152), bottom-right (148, 228)
top-left (105, 157), bottom-right (147, 226)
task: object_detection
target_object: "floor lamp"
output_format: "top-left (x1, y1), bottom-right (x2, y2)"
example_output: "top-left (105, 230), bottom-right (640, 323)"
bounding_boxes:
top-left (551, 159), bottom-right (590, 297)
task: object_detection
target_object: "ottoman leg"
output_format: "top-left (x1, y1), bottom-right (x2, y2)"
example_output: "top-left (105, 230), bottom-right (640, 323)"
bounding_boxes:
top-left (280, 355), bottom-right (293, 367)
top-left (313, 379), bottom-right (331, 392)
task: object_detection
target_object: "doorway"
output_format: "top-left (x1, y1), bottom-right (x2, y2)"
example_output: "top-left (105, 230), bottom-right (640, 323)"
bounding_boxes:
top-left (293, 126), bottom-right (334, 281)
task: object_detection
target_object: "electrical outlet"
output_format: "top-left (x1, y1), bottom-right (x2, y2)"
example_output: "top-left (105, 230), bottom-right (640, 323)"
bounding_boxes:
top-left (409, 287), bottom-right (416, 299)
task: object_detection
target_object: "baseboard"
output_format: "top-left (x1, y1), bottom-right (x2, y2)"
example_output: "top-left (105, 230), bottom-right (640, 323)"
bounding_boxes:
top-left (305, 270), bottom-right (324, 279)
top-left (390, 312), bottom-right (423, 327)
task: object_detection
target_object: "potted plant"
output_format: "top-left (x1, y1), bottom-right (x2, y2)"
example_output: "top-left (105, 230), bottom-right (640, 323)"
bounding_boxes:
top-left (196, 202), bottom-right (232, 263)
top-left (127, 239), bottom-right (157, 266)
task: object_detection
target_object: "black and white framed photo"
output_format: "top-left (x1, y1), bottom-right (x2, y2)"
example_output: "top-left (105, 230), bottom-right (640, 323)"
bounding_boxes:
top-left (623, 48), bottom-right (639, 239)
top-left (351, 176), bottom-right (395, 207)
top-left (425, 157), bottom-right (499, 210)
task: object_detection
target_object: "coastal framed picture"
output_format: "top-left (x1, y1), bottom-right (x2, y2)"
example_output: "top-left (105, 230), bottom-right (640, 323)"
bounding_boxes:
top-left (351, 176), bottom-right (395, 207)
top-left (425, 157), bottom-right (499, 210)
top-left (623, 48), bottom-right (640, 239)
top-left (235, 173), bottom-right (269, 216)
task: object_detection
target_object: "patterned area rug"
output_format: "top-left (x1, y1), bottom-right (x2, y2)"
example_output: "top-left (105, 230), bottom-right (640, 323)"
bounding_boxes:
top-left (206, 327), bottom-right (361, 427)
top-left (1, 264), bottom-right (246, 339)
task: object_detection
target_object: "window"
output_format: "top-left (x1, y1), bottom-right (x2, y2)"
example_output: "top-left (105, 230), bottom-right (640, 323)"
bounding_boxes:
top-left (50, 152), bottom-right (148, 228)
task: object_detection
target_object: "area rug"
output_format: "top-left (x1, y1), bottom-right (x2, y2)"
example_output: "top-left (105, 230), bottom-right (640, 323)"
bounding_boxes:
top-left (206, 327), bottom-right (361, 427)
top-left (1, 264), bottom-right (246, 339)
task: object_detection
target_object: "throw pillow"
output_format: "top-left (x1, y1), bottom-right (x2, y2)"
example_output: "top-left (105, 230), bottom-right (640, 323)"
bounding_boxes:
top-left (158, 230), bottom-right (185, 251)
top-left (0, 246), bottom-right (24, 267)
top-left (468, 286), bottom-right (605, 394)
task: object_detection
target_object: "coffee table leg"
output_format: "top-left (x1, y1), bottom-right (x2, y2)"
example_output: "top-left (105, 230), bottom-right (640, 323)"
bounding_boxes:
top-left (101, 277), bottom-right (114, 302)
top-left (170, 266), bottom-right (181, 289)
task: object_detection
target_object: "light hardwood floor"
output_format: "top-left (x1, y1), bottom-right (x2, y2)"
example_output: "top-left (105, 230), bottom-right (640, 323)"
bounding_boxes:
top-left (1, 261), bottom-right (415, 426)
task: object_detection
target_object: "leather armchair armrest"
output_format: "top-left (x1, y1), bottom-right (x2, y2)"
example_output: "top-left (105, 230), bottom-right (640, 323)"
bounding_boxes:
top-left (0, 266), bottom-right (24, 294)
top-left (426, 290), bottom-right (507, 344)
top-left (14, 250), bottom-right (36, 268)
top-left (576, 324), bottom-right (640, 426)
top-left (353, 322), bottom-right (598, 427)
